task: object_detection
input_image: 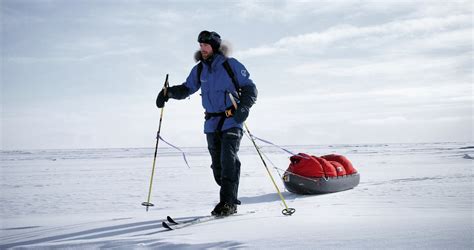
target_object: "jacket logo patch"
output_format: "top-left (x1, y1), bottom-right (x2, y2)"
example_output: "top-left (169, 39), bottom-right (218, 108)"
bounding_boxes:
top-left (241, 70), bottom-right (247, 77)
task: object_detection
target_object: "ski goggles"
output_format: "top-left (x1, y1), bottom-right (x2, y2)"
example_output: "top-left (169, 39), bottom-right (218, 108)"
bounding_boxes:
top-left (198, 30), bottom-right (221, 44)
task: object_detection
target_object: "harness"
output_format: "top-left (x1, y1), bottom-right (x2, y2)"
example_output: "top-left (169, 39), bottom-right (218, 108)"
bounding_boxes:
top-left (198, 60), bottom-right (241, 132)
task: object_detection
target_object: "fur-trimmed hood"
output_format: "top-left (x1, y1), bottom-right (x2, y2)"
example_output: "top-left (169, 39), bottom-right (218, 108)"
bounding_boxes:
top-left (194, 41), bottom-right (231, 62)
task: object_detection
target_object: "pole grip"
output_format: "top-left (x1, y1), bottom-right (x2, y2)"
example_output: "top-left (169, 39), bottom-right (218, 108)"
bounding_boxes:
top-left (228, 93), bottom-right (238, 109)
top-left (163, 74), bottom-right (169, 99)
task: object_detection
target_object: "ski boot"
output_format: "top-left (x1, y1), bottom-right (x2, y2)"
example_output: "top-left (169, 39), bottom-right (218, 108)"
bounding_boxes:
top-left (211, 202), bottom-right (237, 217)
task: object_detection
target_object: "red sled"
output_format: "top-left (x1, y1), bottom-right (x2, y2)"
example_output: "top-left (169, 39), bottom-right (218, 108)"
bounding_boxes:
top-left (283, 153), bottom-right (360, 194)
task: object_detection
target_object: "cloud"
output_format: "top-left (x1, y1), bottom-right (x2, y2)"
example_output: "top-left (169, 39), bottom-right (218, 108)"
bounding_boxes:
top-left (2, 0), bottom-right (472, 149)
top-left (233, 0), bottom-right (472, 23)
top-left (235, 14), bottom-right (471, 59)
top-left (92, 9), bottom-right (183, 28)
top-left (235, 46), bottom-right (281, 59)
top-left (234, 0), bottom-right (309, 22)
top-left (353, 116), bottom-right (410, 125)
top-left (353, 115), bottom-right (471, 126)
top-left (286, 53), bottom-right (471, 79)
top-left (4, 47), bottom-right (148, 63)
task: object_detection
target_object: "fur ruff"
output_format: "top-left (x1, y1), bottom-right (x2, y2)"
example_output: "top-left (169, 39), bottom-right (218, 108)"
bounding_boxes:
top-left (194, 41), bottom-right (231, 62)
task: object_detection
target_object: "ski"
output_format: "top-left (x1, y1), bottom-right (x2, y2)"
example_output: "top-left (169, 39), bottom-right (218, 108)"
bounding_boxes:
top-left (162, 215), bottom-right (221, 230)
top-left (163, 211), bottom-right (255, 231)
top-left (162, 221), bottom-right (174, 230)
top-left (166, 216), bottom-right (178, 225)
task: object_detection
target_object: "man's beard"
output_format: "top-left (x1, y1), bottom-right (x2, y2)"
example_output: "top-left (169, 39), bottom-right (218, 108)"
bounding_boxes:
top-left (201, 51), bottom-right (213, 60)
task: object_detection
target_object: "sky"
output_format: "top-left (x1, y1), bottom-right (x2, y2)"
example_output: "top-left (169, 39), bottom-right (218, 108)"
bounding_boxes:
top-left (1, 0), bottom-right (472, 150)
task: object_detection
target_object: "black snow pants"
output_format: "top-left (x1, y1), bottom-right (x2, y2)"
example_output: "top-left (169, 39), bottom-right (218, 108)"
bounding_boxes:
top-left (206, 127), bottom-right (243, 205)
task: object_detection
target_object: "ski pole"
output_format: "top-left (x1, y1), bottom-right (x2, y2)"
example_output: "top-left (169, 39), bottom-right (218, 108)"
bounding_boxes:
top-left (142, 74), bottom-right (169, 212)
top-left (229, 93), bottom-right (295, 216)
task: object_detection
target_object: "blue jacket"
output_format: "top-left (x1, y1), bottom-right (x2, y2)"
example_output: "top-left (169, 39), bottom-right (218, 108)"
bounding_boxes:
top-left (184, 53), bottom-right (256, 133)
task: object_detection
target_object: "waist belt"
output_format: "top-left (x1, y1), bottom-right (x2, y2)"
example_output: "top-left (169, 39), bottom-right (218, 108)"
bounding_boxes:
top-left (205, 106), bottom-right (235, 132)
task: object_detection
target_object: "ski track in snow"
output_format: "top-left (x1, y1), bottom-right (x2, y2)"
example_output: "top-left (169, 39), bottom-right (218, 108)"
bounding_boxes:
top-left (1, 142), bottom-right (473, 249)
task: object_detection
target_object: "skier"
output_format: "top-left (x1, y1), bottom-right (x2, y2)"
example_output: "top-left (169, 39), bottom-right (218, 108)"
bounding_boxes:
top-left (156, 30), bottom-right (258, 216)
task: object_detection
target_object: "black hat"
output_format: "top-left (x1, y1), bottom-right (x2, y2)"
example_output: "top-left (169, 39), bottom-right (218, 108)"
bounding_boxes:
top-left (198, 30), bottom-right (221, 52)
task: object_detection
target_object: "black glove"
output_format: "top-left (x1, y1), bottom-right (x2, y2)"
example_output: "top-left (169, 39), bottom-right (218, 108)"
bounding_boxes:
top-left (155, 84), bottom-right (190, 108)
top-left (239, 84), bottom-right (258, 107)
top-left (233, 84), bottom-right (257, 123)
top-left (156, 88), bottom-right (169, 108)
top-left (233, 105), bottom-right (250, 123)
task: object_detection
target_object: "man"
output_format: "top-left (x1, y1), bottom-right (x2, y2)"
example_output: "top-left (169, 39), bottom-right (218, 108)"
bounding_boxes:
top-left (156, 31), bottom-right (258, 216)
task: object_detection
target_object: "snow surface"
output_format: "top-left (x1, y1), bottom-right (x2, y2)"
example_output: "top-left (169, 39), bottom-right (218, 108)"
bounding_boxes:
top-left (1, 142), bottom-right (473, 249)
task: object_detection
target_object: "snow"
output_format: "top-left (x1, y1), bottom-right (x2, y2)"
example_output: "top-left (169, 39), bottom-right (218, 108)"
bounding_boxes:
top-left (1, 142), bottom-right (473, 249)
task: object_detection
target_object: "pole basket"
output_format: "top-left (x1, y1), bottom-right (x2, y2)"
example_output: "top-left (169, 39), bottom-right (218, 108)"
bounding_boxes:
top-left (282, 208), bottom-right (296, 216)
top-left (141, 202), bottom-right (154, 208)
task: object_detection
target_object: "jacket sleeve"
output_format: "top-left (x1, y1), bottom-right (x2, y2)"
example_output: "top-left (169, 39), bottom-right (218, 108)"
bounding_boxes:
top-left (183, 64), bottom-right (201, 96)
top-left (167, 84), bottom-right (189, 100)
top-left (228, 58), bottom-right (257, 108)
top-left (167, 64), bottom-right (201, 100)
